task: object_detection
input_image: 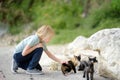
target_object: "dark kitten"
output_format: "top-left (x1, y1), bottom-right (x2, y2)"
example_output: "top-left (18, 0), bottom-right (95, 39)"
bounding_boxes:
top-left (61, 55), bottom-right (81, 75)
top-left (78, 57), bottom-right (97, 71)
top-left (61, 61), bottom-right (76, 75)
top-left (78, 57), bottom-right (98, 80)
top-left (89, 57), bottom-right (98, 63)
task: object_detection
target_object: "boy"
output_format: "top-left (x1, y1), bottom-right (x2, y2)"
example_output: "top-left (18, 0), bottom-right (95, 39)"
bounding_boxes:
top-left (11, 25), bottom-right (66, 75)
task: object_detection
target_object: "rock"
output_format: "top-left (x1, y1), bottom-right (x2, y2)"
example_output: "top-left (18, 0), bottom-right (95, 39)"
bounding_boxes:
top-left (88, 28), bottom-right (120, 80)
top-left (64, 36), bottom-right (89, 58)
top-left (64, 28), bottom-right (120, 80)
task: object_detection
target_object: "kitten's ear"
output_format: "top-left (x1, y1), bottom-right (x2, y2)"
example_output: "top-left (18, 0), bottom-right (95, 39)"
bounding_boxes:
top-left (74, 55), bottom-right (76, 57)
top-left (74, 55), bottom-right (77, 58)
top-left (93, 57), bottom-right (96, 60)
top-left (78, 55), bottom-right (81, 61)
top-left (94, 57), bottom-right (98, 62)
top-left (88, 57), bottom-right (92, 61)
top-left (88, 57), bottom-right (90, 59)
top-left (79, 55), bottom-right (81, 58)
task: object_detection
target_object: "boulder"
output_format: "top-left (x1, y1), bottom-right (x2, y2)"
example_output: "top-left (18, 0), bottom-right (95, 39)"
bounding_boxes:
top-left (65, 28), bottom-right (120, 80)
top-left (88, 28), bottom-right (120, 80)
top-left (64, 36), bottom-right (90, 58)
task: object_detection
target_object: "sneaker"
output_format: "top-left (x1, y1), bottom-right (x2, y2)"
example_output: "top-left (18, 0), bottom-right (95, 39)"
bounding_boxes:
top-left (11, 59), bottom-right (18, 73)
top-left (26, 69), bottom-right (44, 75)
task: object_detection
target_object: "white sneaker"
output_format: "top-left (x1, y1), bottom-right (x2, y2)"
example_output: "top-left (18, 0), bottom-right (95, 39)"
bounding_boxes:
top-left (11, 59), bottom-right (18, 73)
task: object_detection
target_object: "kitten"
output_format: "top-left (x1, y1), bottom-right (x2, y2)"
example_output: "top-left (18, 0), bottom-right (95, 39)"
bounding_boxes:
top-left (61, 55), bottom-right (81, 75)
top-left (78, 57), bottom-right (98, 80)
top-left (78, 57), bottom-right (97, 71)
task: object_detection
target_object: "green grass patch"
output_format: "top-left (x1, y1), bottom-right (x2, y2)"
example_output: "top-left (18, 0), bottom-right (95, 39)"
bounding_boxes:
top-left (49, 27), bottom-right (96, 44)
top-left (49, 17), bottom-right (120, 44)
top-left (9, 26), bottom-right (23, 35)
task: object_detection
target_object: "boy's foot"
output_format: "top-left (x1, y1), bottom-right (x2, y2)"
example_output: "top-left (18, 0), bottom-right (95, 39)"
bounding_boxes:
top-left (26, 69), bottom-right (44, 75)
top-left (11, 59), bottom-right (18, 73)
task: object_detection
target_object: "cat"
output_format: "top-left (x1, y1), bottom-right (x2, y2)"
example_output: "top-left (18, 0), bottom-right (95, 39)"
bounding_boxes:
top-left (61, 55), bottom-right (81, 75)
top-left (78, 57), bottom-right (98, 80)
top-left (78, 57), bottom-right (98, 71)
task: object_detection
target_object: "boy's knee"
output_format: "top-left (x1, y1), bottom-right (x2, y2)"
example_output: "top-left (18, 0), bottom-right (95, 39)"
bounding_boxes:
top-left (34, 47), bottom-right (43, 55)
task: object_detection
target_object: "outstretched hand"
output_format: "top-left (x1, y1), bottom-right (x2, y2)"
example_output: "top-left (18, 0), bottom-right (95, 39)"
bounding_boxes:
top-left (60, 60), bottom-right (68, 64)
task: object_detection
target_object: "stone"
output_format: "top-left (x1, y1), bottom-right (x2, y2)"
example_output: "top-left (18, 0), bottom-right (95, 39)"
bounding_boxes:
top-left (64, 36), bottom-right (89, 58)
top-left (65, 28), bottom-right (120, 80)
top-left (87, 28), bottom-right (120, 80)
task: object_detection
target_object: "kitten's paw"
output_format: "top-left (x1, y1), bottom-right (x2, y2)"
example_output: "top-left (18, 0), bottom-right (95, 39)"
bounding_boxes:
top-left (83, 75), bottom-right (85, 78)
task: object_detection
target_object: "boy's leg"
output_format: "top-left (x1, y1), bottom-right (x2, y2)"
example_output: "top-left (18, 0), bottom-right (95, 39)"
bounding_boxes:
top-left (27, 48), bottom-right (43, 70)
top-left (13, 52), bottom-right (33, 70)
top-left (13, 48), bottom-right (43, 70)
top-left (26, 48), bottom-right (44, 74)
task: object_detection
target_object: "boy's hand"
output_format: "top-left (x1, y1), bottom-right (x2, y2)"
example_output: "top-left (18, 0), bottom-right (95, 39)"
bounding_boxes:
top-left (60, 60), bottom-right (68, 64)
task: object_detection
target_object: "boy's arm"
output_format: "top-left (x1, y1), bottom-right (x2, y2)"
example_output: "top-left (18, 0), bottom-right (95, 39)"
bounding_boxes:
top-left (22, 43), bottom-right (42, 56)
top-left (44, 50), bottom-right (63, 64)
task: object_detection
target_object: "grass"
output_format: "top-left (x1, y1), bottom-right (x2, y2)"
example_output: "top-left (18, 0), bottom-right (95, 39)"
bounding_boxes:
top-left (50, 17), bottom-right (120, 44)
top-left (49, 27), bottom-right (98, 44)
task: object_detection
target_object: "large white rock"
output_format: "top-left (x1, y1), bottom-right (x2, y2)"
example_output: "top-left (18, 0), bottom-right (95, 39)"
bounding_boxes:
top-left (88, 28), bottom-right (120, 80)
top-left (64, 36), bottom-right (90, 58)
top-left (65, 28), bottom-right (120, 80)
